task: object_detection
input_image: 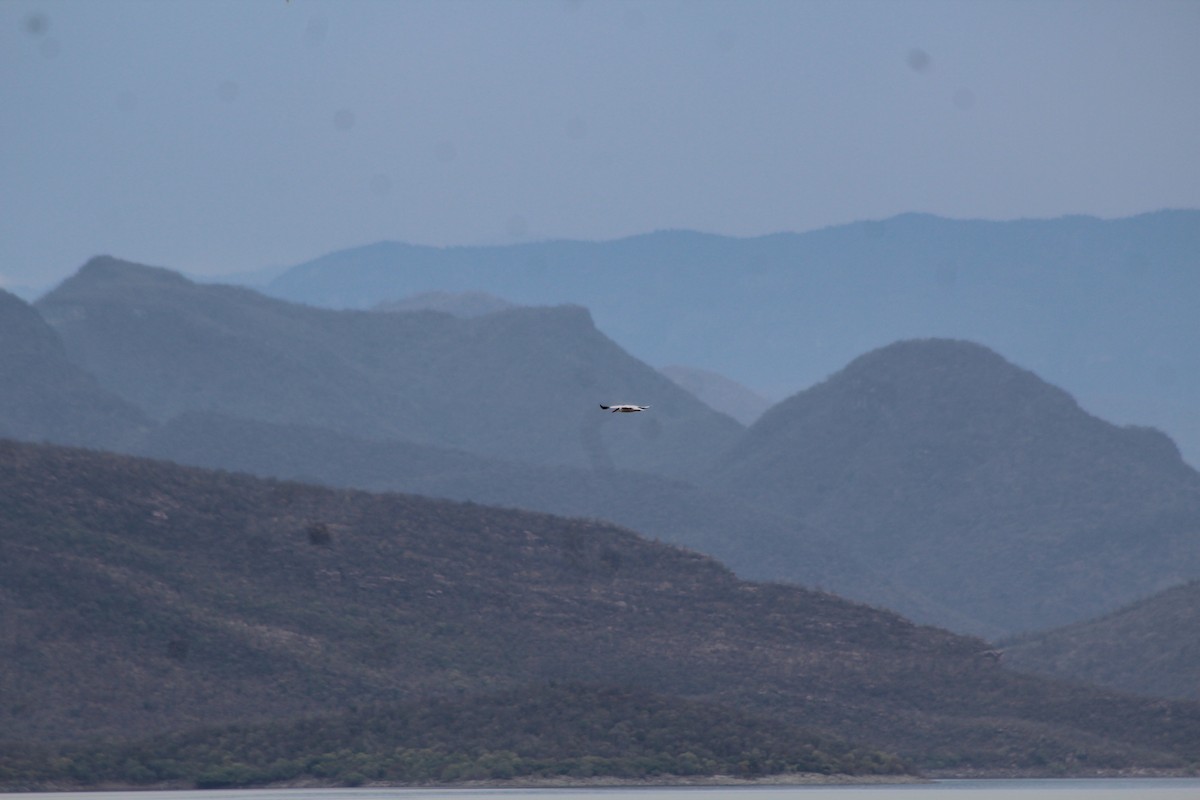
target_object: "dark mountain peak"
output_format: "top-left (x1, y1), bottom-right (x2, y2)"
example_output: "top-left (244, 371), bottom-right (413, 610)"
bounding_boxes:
top-left (849, 336), bottom-right (1009, 368)
top-left (39, 257), bottom-right (308, 331)
top-left (841, 337), bottom-right (1031, 380)
top-left (745, 338), bottom-right (1080, 448)
top-left (66, 255), bottom-right (194, 293)
top-left (0, 288), bottom-right (150, 449)
top-left (1119, 423), bottom-right (1188, 472)
top-left (710, 336), bottom-right (1200, 636)
top-left (38, 257), bottom-right (205, 319)
top-left (843, 337), bottom-right (1076, 405)
top-left (0, 288), bottom-right (66, 361)
top-left (0, 287), bottom-right (49, 331)
top-left (826, 339), bottom-right (1191, 472)
top-left (35, 258), bottom-right (737, 474)
top-left (0, 287), bottom-right (30, 311)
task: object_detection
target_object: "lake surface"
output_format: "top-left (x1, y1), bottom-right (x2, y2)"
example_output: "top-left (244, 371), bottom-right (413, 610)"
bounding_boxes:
top-left (12, 780), bottom-right (1200, 800)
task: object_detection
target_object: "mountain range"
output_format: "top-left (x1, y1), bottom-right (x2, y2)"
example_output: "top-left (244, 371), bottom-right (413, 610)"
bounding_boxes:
top-left (6, 238), bottom-right (1200, 780)
top-left (259, 211), bottom-right (1200, 468)
top-left (4, 437), bottom-right (1200, 779)
top-left (35, 257), bottom-right (740, 479)
top-left (3, 257), bottom-right (1199, 643)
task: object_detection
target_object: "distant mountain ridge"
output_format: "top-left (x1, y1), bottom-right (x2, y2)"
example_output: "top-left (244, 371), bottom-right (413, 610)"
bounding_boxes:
top-left (374, 289), bottom-right (517, 317)
top-left (371, 290), bottom-right (769, 423)
top-left (36, 256), bottom-right (741, 478)
top-left (261, 211), bottom-right (1200, 466)
top-left (660, 364), bottom-right (772, 426)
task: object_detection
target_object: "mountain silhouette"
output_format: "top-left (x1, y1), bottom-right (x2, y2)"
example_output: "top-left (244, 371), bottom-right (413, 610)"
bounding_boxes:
top-left (705, 339), bottom-right (1200, 638)
top-left (375, 289), bottom-right (517, 317)
top-left (36, 257), bottom-right (741, 478)
top-left (260, 211), bottom-right (1200, 467)
top-left (0, 288), bottom-right (149, 449)
top-left (20, 260), bottom-right (1200, 642)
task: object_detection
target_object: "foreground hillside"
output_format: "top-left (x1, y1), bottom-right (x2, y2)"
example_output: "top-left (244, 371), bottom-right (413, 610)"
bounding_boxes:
top-left (131, 410), bottom-right (913, 618)
top-left (1, 684), bottom-right (908, 789)
top-left (706, 339), bottom-right (1200, 638)
top-left (3, 438), bottom-right (1200, 776)
top-left (1001, 581), bottom-right (1200, 702)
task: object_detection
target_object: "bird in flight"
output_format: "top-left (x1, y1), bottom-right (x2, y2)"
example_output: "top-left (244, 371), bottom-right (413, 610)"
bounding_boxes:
top-left (600, 404), bottom-right (650, 413)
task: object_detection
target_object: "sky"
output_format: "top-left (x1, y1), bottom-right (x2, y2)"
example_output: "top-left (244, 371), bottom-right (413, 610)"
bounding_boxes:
top-left (2, 0), bottom-right (1199, 292)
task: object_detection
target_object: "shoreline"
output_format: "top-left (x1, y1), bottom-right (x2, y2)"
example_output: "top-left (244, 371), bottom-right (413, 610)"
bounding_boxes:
top-left (447, 773), bottom-right (927, 789)
top-left (2, 773), bottom-right (926, 793)
top-left (13, 767), bottom-right (1200, 793)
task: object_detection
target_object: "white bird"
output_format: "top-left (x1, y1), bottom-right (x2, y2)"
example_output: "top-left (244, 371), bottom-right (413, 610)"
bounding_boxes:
top-left (600, 404), bottom-right (650, 413)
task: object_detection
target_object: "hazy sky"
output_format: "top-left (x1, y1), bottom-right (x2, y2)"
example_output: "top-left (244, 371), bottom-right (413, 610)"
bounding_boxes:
top-left (3, 0), bottom-right (1198, 291)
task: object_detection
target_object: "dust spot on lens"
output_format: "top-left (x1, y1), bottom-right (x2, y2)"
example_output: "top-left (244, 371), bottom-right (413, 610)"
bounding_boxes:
top-left (907, 48), bottom-right (931, 73)
top-left (24, 13), bottom-right (50, 36)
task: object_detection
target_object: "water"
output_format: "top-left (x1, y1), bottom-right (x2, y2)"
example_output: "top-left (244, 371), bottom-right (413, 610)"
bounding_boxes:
top-left (10, 780), bottom-right (1200, 800)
